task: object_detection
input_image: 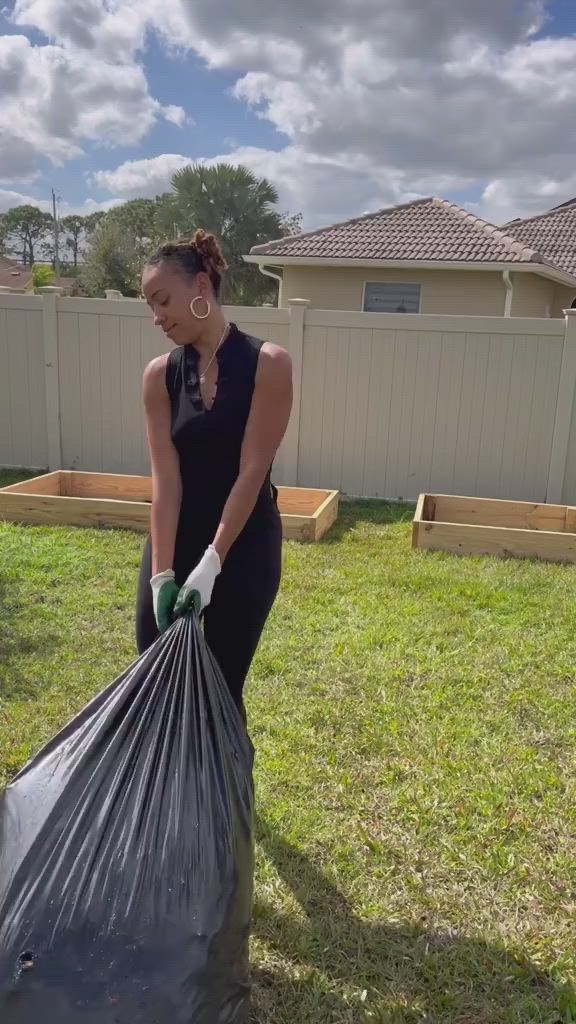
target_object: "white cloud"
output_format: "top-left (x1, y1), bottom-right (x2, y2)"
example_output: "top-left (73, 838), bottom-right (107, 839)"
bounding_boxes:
top-left (0, 33), bottom-right (169, 179)
top-left (90, 154), bottom-right (192, 196)
top-left (0, 188), bottom-right (51, 212)
top-left (0, 189), bottom-right (125, 215)
top-left (88, 146), bottom-right (431, 228)
top-left (1, 5), bottom-right (192, 185)
top-left (162, 105), bottom-right (189, 128)
top-left (4, 0), bottom-right (576, 227)
top-left (479, 174), bottom-right (576, 225)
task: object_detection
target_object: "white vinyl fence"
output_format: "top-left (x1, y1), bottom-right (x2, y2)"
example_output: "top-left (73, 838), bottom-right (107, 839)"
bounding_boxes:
top-left (2, 289), bottom-right (576, 505)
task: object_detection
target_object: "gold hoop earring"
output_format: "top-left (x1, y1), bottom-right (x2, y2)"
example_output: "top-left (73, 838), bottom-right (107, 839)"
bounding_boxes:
top-left (190, 295), bottom-right (211, 320)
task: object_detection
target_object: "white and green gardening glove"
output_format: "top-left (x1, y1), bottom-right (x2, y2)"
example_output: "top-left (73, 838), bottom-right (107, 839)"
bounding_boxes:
top-left (150, 569), bottom-right (180, 632)
top-left (174, 546), bottom-right (221, 618)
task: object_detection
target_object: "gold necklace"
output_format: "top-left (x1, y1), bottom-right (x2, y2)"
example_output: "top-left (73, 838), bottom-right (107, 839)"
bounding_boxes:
top-left (199, 323), bottom-right (230, 384)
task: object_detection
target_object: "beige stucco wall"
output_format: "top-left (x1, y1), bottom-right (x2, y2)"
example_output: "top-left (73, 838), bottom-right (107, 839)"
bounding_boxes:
top-left (553, 284), bottom-right (576, 318)
top-left (279, 265), bottom-right (571, 317)
top-left (509, 273), bottom-right (556, 318)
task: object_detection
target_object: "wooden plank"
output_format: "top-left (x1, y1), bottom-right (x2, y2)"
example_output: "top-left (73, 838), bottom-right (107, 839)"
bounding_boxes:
top-left (412, 492), bottom-right (426, 549)
top-left (565, 507), bottom-right (576, 534)
top-left (0, 475), bottom-right (337, 542)
top-left (280, 513), bottom-right (315, 542)
top-left (0, 471), bottom-right (62, 495)
top-left (313, 491), bottom-right (339, 540)
top-left (68, 472), bottom-right (152, 501)
top-left (0, 492), bottom-right (150, 531)
top-left (415, 519), bottom-right (576, 565)
top-left (277, 486), bottom-right (330, 515)
top-left (431, 493), bottom-right (567, 532)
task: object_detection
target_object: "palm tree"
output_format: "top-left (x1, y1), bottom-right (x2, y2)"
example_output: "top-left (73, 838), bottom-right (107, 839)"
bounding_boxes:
top-left (157, 164), bottom-right (290, 304)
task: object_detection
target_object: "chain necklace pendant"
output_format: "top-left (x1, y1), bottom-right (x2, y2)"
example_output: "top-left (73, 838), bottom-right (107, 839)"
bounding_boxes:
top-left (198, 323), bottom-right (230, 388)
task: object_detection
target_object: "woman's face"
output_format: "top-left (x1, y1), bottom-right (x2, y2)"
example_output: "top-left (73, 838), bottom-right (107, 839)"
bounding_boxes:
top-left (142, 263), bottom-right (210, 345)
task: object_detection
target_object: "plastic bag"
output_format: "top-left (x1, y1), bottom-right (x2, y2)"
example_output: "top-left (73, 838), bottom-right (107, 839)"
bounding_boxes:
top-left (0, 613), bottom-right (255, 1023)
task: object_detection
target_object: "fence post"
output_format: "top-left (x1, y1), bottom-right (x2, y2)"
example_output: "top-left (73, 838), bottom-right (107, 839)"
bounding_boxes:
top-left (282, 298), bottom-right (309, 486)
top-left (39, 287), bottom-right (63, 470)
top-left (546, 309), bottom-right (576, 504)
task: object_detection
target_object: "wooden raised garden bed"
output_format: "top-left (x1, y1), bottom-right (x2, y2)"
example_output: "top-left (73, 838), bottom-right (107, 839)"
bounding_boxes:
top-left (413, 492), bottom-right (576, 565)
top-left (0, 471), bottom-right (339, 543)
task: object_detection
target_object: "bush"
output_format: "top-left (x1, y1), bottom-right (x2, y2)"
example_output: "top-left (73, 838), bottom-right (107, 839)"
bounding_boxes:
top-left (32, 264), bottom-right (56, 291)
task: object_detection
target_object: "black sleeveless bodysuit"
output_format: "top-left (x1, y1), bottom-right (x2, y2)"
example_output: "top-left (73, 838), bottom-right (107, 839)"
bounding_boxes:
top-left (136, 324), bottom-right (283, 708)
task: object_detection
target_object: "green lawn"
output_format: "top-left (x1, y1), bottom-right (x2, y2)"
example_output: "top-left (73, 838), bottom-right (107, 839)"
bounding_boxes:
top-left (1, 469), bottom-right (575, 1022)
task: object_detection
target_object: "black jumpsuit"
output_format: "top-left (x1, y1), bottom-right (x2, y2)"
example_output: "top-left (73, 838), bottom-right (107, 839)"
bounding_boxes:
top-left (136, 324), bottom-right (283, 710)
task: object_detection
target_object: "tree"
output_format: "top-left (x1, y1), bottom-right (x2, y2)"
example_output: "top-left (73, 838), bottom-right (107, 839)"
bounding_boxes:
top-left (107, 198), bottom-right (162, 256)
top-left (60, 215), bottom-right (86, 268)
top-left (2, 206), bottom-right (54, 265)
top-left (281, 212), bottom-right (303, 237)
top-left (84, 211), bottom-right (107, 237)
top-left (32, 264), bottom-right (56, 290)
top-left (80, 219), bottom-right (140, 297)
top-left (157, 164), bottom-right (300, 305)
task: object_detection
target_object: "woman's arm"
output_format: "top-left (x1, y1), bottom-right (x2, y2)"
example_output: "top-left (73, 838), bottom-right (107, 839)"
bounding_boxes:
top-left (212, 343), bottom-right (293, 562)
top-left (143, 355), bottom-right (182, 575)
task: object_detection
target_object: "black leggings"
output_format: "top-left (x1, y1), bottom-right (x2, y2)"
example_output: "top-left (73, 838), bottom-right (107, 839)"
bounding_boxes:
top-left (136, 527), bottom-right (282, 711)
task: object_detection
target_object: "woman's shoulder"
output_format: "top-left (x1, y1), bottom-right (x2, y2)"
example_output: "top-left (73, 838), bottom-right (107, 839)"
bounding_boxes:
top-left (255, 340), bottom-right (292, 390)
top-left (143, 351), bottom-right (170, 384)
top-left (142, 351), bottom-right (173, 403)
top-left (233, 325), bottom-right (290, 367)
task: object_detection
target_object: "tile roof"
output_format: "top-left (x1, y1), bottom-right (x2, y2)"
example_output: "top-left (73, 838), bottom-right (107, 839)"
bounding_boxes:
top-left (249, 196), bottom-right (555, 268)
top-left (0, 261), bottom-right (78, 293)
top-left (504, 198), bottom-right (576, 277)
top-left (0, 260), bottom-right (30, 289)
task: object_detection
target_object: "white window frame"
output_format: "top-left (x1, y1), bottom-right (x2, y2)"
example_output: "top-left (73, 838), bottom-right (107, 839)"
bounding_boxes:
top-left (362, 281), bottom-right (422, 314)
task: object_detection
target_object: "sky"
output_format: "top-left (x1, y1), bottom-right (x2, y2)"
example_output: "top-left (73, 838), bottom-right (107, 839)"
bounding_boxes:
top-left (0, 0), bottom-right (575, 230)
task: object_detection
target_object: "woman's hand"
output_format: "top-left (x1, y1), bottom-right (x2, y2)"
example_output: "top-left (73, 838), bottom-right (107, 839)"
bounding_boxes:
top-left (150, 569), bottom-right (180, 631)
top-left (174, 546), bottom-right (221, 617)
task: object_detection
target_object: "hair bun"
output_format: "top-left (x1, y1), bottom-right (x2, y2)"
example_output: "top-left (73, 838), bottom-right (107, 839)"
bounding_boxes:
top-left (191, 229), bottom-right (228, 273)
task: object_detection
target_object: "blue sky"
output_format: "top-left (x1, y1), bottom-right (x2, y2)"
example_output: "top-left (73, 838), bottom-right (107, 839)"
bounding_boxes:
top-left (1, 0), bottom-right (575, 227)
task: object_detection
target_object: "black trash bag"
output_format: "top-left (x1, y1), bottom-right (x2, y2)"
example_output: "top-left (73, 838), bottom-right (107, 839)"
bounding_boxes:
top-left (0, 612), bottom-right (255, 1024)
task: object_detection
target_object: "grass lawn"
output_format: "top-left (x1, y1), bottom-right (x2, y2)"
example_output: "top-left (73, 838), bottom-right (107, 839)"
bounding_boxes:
top-left (1, 468), bottom-right (575, 1022)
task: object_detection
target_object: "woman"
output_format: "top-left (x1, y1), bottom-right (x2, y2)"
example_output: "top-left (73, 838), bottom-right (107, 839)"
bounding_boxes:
top-left (137, 229), bottom-right (292, 721)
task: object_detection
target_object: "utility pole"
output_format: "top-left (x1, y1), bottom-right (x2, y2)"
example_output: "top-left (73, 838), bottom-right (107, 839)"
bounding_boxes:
top-left (52, 189), bottom-right (61, 279)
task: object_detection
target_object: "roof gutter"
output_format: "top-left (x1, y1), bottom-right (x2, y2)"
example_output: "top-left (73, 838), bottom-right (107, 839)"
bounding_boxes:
top-left (244, 254), bottom-right (576, 289)
top-left (256, 264), bottom-right (283, 307)
top-left (503, 270), bottom-right (514, 317)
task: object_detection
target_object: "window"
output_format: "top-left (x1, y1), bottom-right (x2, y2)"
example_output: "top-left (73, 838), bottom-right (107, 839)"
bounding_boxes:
top-left (363, 282), bottom-right (421, 313)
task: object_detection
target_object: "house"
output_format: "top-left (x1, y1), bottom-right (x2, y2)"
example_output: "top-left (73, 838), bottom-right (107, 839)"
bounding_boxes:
top-left (504, 198), bottom-right (576, 309)
top-left (245, 197), bottom-right (576, 317)
top-left (0, 258), bottom-right (78, 295)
